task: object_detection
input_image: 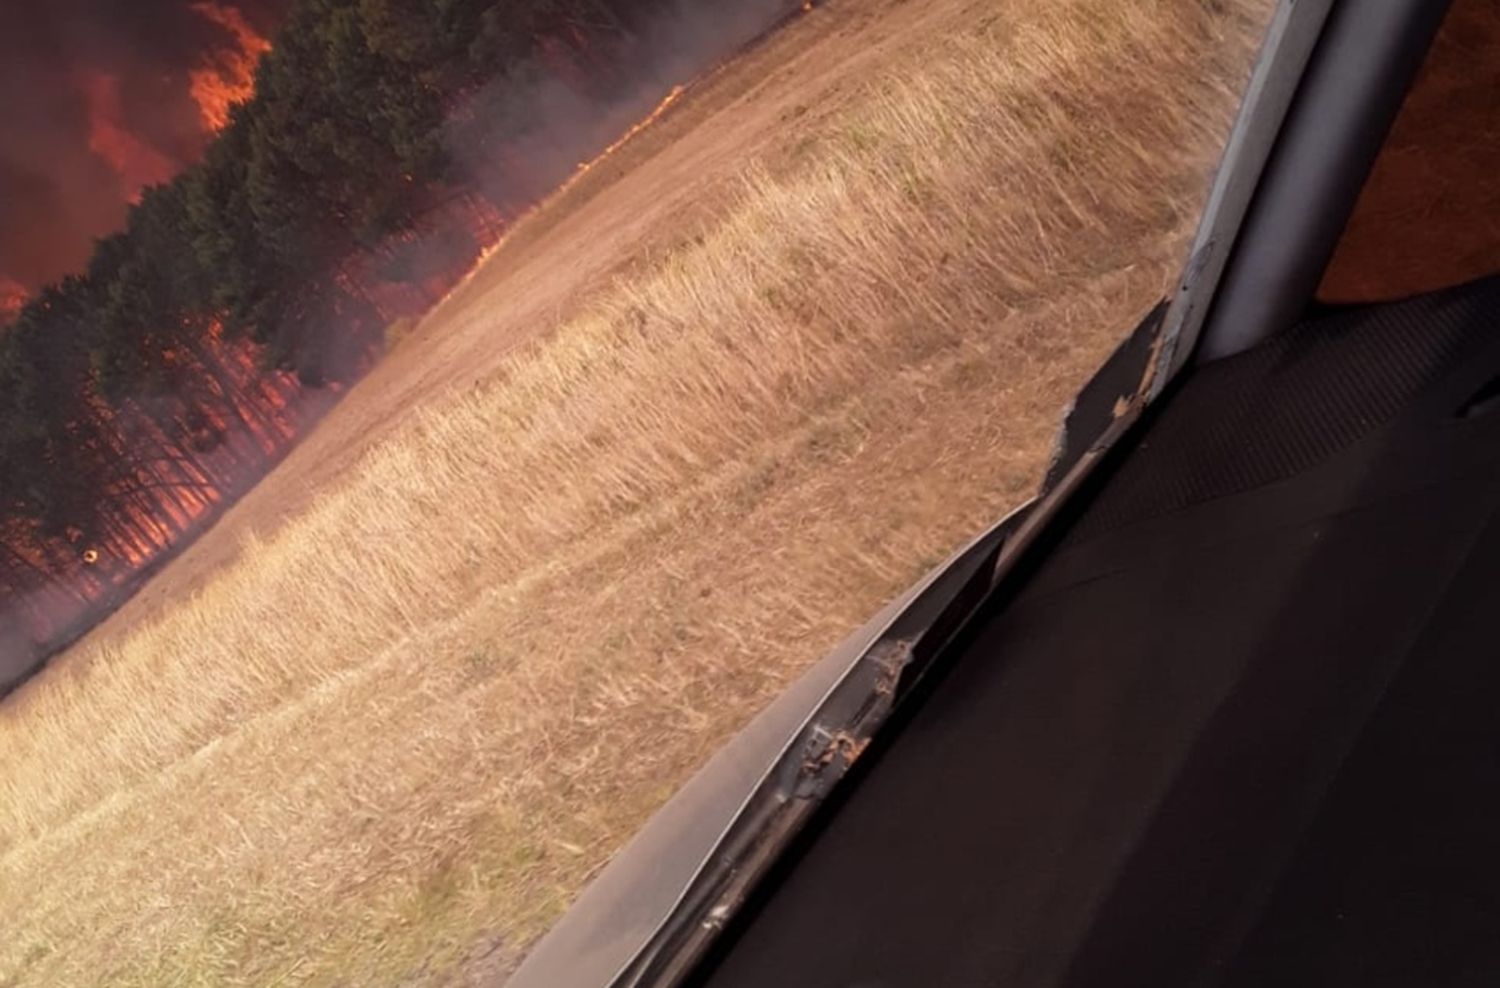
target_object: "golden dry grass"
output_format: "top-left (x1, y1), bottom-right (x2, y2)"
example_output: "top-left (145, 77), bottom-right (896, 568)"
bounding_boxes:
top-left (0, 1), bottom-right (1267, 984)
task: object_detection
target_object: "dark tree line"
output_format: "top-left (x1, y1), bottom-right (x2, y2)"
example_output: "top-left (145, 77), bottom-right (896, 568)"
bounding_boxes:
top-left (0, 0), bottom-right (741, 675)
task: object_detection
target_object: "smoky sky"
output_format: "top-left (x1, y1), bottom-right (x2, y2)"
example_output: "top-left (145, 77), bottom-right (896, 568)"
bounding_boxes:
top-left (0, 0), bottom-right (288, 299)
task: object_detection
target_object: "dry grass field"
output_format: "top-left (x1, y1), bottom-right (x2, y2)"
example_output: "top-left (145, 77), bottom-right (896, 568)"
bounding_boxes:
top-left (0, 0), bottom-right (1268, 984)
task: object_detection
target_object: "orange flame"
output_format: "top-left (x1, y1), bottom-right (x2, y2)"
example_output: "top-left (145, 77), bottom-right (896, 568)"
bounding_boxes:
top-left (0, 277), bottom-right (25, 323)
top-left (433, 85), bottom-right (691, 313)
top-left (188, 1), bottom-right (272, 132)
top-left (80, 72), bottom-right (179, 203)
top-left (572, 85), bottom-right (686, 180)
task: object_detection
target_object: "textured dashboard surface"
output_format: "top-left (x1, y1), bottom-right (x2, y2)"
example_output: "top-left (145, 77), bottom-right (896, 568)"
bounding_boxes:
top-left (694, 276), bottom-right (1500, 988)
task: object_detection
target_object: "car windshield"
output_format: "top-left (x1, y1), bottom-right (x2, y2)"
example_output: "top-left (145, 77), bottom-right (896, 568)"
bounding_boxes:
top-left (0, 0), bottom-right (1272, 983)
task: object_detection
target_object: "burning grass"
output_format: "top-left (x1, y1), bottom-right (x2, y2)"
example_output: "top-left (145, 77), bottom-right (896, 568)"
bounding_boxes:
top-left (0, 0), bottom-right (1267, 983)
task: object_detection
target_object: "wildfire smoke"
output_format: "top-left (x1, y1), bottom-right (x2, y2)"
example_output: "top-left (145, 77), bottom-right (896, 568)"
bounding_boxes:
top-left (2, 0), bottom-right (817, 690)
top-left (80, 71), bottom-right (181, 203)
top-left (0, 0), bottom-right (288, 296)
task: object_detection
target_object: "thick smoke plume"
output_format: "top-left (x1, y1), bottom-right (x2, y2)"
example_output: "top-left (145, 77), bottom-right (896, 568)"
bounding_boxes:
top-left (453, 0), bottom-right (802, 209)
top-left (0, 0), bottom-right (286, 297)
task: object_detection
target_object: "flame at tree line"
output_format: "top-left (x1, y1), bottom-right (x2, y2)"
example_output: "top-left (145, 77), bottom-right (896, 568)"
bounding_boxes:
top-left (0, 279), bottom-right (24, 325)
top-left (0, 0), bottom-right (813, 689)
top-left (74, 3), bottom-right (276, 212)
top-left (0, 0), bottom-right (290, 306)
top-left (189, 1), bottom-right (275, 132)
